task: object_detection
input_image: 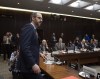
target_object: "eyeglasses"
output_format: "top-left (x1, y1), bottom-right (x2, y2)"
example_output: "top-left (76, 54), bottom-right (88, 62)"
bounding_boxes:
top-left (36, 17), bottom-right (43, 20)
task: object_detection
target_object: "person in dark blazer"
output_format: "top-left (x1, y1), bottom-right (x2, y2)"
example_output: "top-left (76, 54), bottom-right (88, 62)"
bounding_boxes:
top-left (50, 33), bottom-right (57, 51)
top-left (18, 12), bottom-right (43, 79)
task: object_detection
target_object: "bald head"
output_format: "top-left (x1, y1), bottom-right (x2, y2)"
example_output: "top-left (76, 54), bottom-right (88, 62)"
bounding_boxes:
top-left (59, 38), bottom-right (63, 43)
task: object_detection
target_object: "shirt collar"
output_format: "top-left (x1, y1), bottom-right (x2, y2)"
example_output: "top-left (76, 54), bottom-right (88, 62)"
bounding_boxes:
top-left (31, 22), bottom-right (36, 30)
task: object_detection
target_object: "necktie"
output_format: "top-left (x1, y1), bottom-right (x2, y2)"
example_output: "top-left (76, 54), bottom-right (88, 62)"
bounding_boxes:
top-left (60, 43), bottom-right (62, 50)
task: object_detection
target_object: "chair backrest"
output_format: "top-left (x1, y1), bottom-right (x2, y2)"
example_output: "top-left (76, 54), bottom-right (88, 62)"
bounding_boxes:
top-left (67, 46), bottom-right (75, 50)
top-left (83, 65), bottom-right (97, 77)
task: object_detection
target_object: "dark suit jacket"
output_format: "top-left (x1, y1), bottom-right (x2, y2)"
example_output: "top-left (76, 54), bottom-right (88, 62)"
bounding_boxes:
top-left (18, 23), bottom-right (39, 73)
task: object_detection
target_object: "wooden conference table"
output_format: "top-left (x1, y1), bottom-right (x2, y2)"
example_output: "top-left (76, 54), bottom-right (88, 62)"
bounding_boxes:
top-left (53, 51), bottom-right (100, 70)
top-left (39, 57), bottom-right (82, 79)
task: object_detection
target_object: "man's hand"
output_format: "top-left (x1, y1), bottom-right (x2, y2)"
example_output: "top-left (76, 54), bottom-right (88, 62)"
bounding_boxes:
top-left (40, 53), bottom-right (46, 59)
top-left (32, 64), bottom-right (41, 74)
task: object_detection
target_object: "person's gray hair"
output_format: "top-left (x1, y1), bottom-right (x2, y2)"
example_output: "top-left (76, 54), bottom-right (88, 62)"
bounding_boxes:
top-left (30, 12), bottom-right (37, 21)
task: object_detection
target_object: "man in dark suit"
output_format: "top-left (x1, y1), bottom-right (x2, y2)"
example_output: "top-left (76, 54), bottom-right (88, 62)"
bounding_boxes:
top-left (50, 33), bottom-right (57, 51)
top-left (18, 12), bottom-right (43, 79)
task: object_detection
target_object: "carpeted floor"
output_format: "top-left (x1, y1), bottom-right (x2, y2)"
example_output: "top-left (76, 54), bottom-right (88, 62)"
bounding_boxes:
top-left (0, 54), bottom-right (12, 79)
top-left (0, 75), bottom-right (4, 79)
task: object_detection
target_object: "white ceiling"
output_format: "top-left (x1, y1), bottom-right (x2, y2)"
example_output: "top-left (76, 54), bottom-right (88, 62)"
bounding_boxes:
top-left (0, 0), bottom-right (100, 19)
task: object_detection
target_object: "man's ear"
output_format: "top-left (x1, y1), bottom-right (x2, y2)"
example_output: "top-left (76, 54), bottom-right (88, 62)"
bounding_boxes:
top-left (32, 17), bottom-right (34, 21)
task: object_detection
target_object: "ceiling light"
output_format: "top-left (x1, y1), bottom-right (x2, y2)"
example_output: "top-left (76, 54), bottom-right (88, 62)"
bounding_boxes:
top-left (85, 4), bottom-right (100, 10)
top-left (70, 2), bottom-right (79, 7)
top-left (17, 3), bottom-right (20, 5)
top-left (48, 7), bottom-right (50, 8)
top-left (50, 0), bottom-right (61, 4)
top-left (98, 10), bottom-right (100, 12)
top-left (72, 11), bottom-right (74, 12)
top-left (85, 5), bottom-right (93, 10)
top-left (34, 0), bottom-right (43, 1)
top-left (69, 0), bottom-right (90, 8)
top-left (49, 0), bottom-right (71, 5)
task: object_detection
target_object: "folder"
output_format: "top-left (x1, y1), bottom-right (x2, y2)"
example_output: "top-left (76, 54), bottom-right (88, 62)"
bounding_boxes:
top-left (61, 76), bottom-right (79, 79)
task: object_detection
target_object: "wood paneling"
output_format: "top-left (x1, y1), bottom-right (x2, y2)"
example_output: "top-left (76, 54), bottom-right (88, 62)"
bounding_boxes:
top-left (0, 9), bottom-right (100, 45)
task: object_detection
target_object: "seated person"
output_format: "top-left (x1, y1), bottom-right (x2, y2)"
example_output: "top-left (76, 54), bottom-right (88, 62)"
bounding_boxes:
top-left (55, 38), bottom-right (66, 52)
top-left (40, 39), bottom-right (49, 59)
top-left (80, 39), bottom-right (86, 49)
top-left (90, 39), bottom-right (98, 48)
top-left (91, 34), bottom-right (98, 47)
top-left (10, 50), bottom-right (19, 63)
top-left (68, 40), bottom-right (73, 47)
top-left (80, 39), bottom-right (90, 51)
top-left (9, 49), bottom-right (19, 79)
top-left (74, 37), bottom-right (81, 49)
top-left (84, 34), bottom-right (91, 42)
